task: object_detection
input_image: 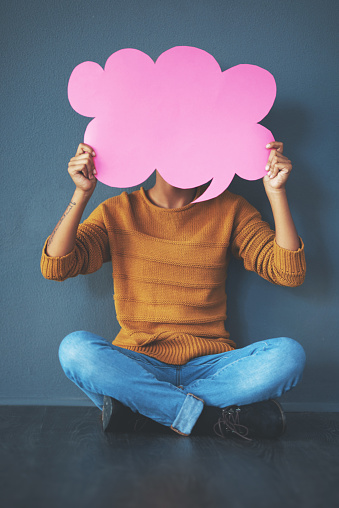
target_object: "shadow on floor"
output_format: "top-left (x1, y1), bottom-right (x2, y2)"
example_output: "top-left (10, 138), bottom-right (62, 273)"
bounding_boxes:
top-left (1, 407), bottom-right (339, 508)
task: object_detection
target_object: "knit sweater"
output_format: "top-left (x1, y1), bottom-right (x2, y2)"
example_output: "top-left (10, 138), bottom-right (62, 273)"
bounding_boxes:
top-left (41, 185), bottom-right (306, 365)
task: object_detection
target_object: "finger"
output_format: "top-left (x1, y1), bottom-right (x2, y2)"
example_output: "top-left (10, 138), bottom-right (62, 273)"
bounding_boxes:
top-left (68, 162), bottom-right (91, 171)
top-left (68, 161), bottom-right (97, 175)
top-left (265, 153), bottom-right (289, 171)
top-left (75, 143), bottom-right (96, 157)
top-left (88, 161), bottom-right (96, 179)
top-left (68, 160), bottom-right (92, 170)
top-left (75, 143), bottom-right (96, 156)
top-left (70, 153), bottom-right (94, 163)
top-left (268, 163), bottom-right (291, 178)
top-left (265, 148), bottom-right (282, 165)
top-left (69, 163), bottom-right (89, 179)
top-left (68, 165), bottom-right (88, 181)
top-left (266, 141), bottom-right (283, 153)
top-left (70, 154), bottom-right (95, 178)
top-left (265, 150), bottom-right (274, 169)
top-left (269, 154), bottom-right (290, 165)
top-left (75, 160), bottom-right (91, 179)
top-left (68, 165), bottom-right (88, 177)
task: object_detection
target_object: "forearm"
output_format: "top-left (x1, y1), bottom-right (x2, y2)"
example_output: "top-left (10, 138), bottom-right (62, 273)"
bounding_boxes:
top-left (266, 189), bottom-right (301, 251)
top-left (46, 189), bottom-right (93, 257)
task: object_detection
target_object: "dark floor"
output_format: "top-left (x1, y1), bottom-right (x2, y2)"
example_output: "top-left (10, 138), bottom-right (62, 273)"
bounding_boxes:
top-left (1, 407), bottom-right (339, 508)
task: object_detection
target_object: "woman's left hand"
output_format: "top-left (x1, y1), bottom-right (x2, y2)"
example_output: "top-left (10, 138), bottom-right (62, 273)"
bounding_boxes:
top-left (263, 141), bottom-right (292, 193)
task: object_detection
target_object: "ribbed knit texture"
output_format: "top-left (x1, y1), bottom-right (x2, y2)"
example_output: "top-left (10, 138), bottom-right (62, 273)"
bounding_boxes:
top-left (41, 185), bottom-right (306, 365)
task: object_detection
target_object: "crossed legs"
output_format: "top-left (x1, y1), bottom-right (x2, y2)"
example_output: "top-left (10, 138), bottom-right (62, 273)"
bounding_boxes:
top-left (59, 331), bottom-right (306, 436)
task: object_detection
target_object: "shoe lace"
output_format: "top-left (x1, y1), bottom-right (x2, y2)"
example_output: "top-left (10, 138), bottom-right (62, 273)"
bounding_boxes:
top-left (213, 407), bottom-right (252, 441)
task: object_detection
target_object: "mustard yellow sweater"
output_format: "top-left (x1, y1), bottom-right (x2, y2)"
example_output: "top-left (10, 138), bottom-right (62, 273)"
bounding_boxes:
top-left (41, 185), bottom-right (306, 365)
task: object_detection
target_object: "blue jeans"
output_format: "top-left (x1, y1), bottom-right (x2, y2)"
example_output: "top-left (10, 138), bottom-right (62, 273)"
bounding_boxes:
top-left (59, 331), bottom-right (306, 436)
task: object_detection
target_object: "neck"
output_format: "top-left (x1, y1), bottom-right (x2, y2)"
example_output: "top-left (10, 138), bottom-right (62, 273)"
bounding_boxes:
top-left (146, 171), bottom-right (197, 209)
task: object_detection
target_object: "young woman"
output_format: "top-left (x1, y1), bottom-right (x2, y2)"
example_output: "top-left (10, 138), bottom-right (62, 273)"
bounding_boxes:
top-left (41, 141), bottom-right (306, 440)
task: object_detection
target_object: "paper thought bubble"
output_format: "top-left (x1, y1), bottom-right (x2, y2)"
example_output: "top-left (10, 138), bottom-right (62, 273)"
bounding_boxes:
top-left (68, 46), bottom-right (276, 202)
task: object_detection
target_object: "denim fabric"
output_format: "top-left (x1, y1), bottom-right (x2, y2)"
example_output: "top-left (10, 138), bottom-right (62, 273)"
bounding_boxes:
top-left (58, 331), bottom-right (306, 436)
top-left (171, 393), bottom-right (205, 436)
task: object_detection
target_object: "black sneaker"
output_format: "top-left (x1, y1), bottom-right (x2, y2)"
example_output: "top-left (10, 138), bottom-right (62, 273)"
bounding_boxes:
top-left (213, 399), bottom-right (287, 441)
top-left (102, 395), bottom-right (169, 434)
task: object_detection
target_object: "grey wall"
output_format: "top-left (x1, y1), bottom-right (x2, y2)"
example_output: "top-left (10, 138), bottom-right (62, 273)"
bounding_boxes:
top-left (1, 0), bottom-right (338, 410)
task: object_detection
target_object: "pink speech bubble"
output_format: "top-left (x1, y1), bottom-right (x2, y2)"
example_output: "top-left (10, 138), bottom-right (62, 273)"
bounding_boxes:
top-left (68, 46), bottom-right (276, 202)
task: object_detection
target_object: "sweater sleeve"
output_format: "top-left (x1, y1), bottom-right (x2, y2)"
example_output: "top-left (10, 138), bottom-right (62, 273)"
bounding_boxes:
top-left (230, 196), bottom-right (306, 287)
top-left (40, 203), bottom-right (111, 281)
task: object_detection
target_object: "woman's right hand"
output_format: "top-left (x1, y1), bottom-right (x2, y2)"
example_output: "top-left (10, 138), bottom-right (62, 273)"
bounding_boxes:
top-left (68, 143), bottom-right (97, 195)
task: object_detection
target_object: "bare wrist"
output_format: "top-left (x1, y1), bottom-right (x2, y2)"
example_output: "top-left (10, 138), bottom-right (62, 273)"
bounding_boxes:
top-left (73, 187), bottom-right (94, 204)
top-left (266, 187), bottom-right (287, 202)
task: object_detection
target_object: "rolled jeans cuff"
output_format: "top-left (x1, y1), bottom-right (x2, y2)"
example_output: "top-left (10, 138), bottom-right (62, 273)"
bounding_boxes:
top-left (171, 392), bottom-right (205, 436)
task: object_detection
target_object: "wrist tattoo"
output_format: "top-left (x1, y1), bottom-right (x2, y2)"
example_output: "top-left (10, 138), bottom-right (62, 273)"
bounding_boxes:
top-left (47, 201), bottom-right (77, 247)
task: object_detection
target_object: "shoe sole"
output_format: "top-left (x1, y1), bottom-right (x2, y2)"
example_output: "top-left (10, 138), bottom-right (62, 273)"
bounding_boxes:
top-left (270, 399), bottom-right (287, 436)
top-left (102, 395), bottom-right (114, 432)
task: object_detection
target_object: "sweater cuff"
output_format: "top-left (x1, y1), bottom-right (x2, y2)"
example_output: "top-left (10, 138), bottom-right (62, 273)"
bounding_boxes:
top-left (273, 236), bottom-right (306, 275)
top-left (40, 237), bottom-right (76, 280)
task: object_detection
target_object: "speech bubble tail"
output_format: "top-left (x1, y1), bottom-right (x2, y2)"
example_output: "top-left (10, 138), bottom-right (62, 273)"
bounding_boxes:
top-left (193, 175), bottom-right (234, 204)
